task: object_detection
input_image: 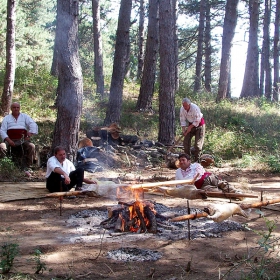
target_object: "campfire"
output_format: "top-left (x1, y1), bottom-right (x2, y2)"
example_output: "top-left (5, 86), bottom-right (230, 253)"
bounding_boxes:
top-left (101, 187), bottom-right (158, 233)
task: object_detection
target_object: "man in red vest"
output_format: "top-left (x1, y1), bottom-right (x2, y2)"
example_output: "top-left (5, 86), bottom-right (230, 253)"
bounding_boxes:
top-left (175, 154), bottom-right (242, 196)
top-left (180, 97), bottom-right (205, 162)
top-left (0, 102), bottom-right (38, 168)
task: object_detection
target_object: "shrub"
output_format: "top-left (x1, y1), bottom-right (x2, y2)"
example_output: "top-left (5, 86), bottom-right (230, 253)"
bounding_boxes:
top-left (0, 242), bottom-right (19, 274)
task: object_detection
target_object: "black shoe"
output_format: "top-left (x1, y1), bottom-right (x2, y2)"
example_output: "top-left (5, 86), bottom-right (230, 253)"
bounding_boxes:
top-left (66, 195), bottom-right (76, 199)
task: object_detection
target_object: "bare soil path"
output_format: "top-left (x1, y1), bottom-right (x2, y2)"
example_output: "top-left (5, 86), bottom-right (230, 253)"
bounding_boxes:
top-left (0, 167), bottom-right (280, 279)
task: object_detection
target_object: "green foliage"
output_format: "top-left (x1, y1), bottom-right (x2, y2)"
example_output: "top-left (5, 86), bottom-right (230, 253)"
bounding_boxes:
top-left (265, 155), bottom-right (280, 173)
top-left (30, 249), bottom-right (47, 274)
top-left (0, 241), bottom-right (19, 274)
top-left (0, 157), bottom-right (21, 180)
top-left (0, 0), bottom-right (55, 70)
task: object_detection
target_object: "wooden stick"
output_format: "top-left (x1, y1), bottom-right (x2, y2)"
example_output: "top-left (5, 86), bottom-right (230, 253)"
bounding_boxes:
top-left (240, 198), bottom-right (280, 209)
top-left (204, 192), bottom-right (258, 199)
top-left (46, 190), bottom-right (89, 197)
top-left (130, 177), bottom-right (198, 189)
top-left (167, 135), bottom-right (184, 153)
top-left (170, 199), bottom-right (280, 222)
top-left (45, 184), bottom-right (132, 197)
top-left (170, 212), bottom-right (208, 222)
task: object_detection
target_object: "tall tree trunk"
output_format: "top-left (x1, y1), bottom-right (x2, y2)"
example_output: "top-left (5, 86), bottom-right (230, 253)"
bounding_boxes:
top-left (1, 0), bottom-right (16, 116)
top-left (92, 0), bottom-right (104, 98)
top-left (173, 0), bottom-right (179, 91)
top-left (194, 0), bottom-right (205, 93)
top-left (204, 0), bottom-right (211, 93)
top-left (158, 0), bottom-right (176, 145)
top-left (240, 0), bottom-right (260, 98)
top-left (52, 0), bottom-right (83, 161)
top-left (217, 0), bottom-right (239, 101)
top-left (260, 0), bottom-right (272, 99)
top-left (136, 0), bottom-right (159, 112)
top-left (226, 58), bottom-right (232, 98)
top-left (104, 0), bottom-right (132, 125)
top-left (137, 0), bottom-right (145, 80)
top-left (273, 0), bottom-right (280, 101)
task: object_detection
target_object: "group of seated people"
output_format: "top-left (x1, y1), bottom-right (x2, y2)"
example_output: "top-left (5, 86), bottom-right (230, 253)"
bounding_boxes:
top-left (1, 102), bottom-right (242, 197)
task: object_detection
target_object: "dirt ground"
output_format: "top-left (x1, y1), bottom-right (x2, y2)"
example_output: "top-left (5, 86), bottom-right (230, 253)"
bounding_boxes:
top-left (1, 166), bottom-right (280, 280)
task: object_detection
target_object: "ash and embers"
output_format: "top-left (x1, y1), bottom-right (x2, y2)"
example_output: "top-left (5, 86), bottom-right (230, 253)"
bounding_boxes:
top-left (65, 202), bottom-right (248, 261)
top-left (65, 202), bottom-right (248, 242)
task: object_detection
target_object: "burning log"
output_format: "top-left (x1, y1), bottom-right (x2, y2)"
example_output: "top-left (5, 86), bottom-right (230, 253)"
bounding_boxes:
top-left (101, 200), bottom-right (157, 233)
top-left (135, 206), bottom-right (147, 232)
top-left (144, 206), bottom-right (157, 233)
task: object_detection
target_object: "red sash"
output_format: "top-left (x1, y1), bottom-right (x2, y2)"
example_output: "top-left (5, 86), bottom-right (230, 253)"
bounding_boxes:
top-left (199, 117), bottom-right (205, 126)
top-left (194, 172), bottom-right (211, 189)
top-left (7, 129), bottom-right (27, 140)
top-left (189, 117), bottom-right (205, 127)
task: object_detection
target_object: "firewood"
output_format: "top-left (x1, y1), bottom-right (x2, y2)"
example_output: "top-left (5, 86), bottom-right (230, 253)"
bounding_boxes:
top-left (144, 206), bottom-right (157, 233)
top-left (115, 217), bottom-right (123, 232)
top-left (135, 206), bottom-right (147, 232)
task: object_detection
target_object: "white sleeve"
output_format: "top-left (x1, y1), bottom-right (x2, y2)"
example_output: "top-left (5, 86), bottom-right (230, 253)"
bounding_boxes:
top-left (179, 107), bottom-right (187, 127)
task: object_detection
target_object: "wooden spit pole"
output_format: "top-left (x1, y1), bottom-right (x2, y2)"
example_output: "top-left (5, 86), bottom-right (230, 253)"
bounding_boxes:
top-left (169, 198), bottom-right (280, 222)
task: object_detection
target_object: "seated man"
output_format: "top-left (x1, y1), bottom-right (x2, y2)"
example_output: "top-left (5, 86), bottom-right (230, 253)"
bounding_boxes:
top-left (0, 102), bottom-right (38, 168)
top-left (175, 153), bottom-right (242, 195)
top-left (46, 146), bottom-right (97, 193)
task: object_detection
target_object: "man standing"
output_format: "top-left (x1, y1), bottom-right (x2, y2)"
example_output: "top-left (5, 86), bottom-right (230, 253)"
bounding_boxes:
top-left (0, 102), bottom-right (38, 168)
top-left (180, 97), bottom-right (205, 162)
top-left (46, 146), bottom-right (97, 193)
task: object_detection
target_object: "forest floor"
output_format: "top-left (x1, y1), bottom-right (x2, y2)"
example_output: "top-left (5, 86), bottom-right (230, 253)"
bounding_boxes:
top-left (1, 166), bottom-right (280, 280)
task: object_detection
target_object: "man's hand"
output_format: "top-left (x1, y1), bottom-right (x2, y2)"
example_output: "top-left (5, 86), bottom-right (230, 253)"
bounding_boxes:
top-left (184, 124), bottom-right (194, 135)
top-left (84, 178), bottom-right (97, 184)
top-left (25, 133), bottom-right (33, 141)
top-left (64, 175), bottom-right (71, 185)
top-left (6, 138), bottom-right (15, 147)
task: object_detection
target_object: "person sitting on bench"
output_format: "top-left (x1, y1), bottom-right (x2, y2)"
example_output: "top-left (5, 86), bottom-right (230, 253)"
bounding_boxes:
top-left (0, 102), bottom-right (38, 168)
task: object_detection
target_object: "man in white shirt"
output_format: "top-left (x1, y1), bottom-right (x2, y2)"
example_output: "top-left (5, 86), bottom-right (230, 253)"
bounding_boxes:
top-left (180, 97), bottom-right (205, 162)
top-left (46, 146), bottom-right (96, 193)
top-left (0, 102), bottom-right (38, 168)
top-left (175, 153), bottom-right (240, 194)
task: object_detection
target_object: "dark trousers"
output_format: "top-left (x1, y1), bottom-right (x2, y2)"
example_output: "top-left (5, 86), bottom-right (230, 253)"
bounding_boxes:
top-left (183, 124), bottom-right (205, 161)
top-left (46, 167), bottom-right (84, 193)
top-left (202, 174), bottom-right (237, 193)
